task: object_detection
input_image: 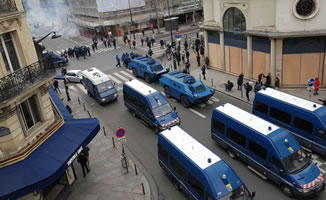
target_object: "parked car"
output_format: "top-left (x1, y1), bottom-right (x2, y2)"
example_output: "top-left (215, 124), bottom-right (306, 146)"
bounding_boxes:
top-left (64, 70), bottom-right (83, 83)
top-left (42, 50), bottom-right (68, 67)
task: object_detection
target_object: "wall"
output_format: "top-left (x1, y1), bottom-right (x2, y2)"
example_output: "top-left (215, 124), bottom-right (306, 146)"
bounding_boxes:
top-left (248, 0), bottom-right (275, 30)
top-left (203, 0), bottom-right (214, 22)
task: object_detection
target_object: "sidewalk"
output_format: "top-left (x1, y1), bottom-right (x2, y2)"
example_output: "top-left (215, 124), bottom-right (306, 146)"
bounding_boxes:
top-left (55, 89), bottom-right (154, 200)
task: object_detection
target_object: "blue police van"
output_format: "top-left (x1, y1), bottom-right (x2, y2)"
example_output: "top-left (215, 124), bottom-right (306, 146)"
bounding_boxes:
top-left (123, 80), bottom-right (180, 133)
top-left (211, 103), bottom-right (324, 198)
top-left (253, 88), bottom-right (326, 156)
top-left (81, 68), bottom-right (118, 104)
top-left (128, 57), bottom-right (169, 83)
top-left (159, 71), bottom-right (215, 108)
top-left (158, 126), bottom-right (255, 200)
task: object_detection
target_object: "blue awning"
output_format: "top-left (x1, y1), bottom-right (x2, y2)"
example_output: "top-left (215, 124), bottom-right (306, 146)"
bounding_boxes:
top-left (48, 86), bottom-right (73, 120)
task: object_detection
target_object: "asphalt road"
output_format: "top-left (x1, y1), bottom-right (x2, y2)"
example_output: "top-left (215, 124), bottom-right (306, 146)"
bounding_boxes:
top-left (49, 35), bottom-right (326, 200)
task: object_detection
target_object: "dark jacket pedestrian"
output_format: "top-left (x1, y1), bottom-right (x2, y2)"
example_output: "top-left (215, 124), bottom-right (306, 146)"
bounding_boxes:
top-left (201, 65), bottom-right (206, 80)
top-left (275, 77), bottom-right (280, 89)
top-left (244, 82), bottom-right (253, 102)
top-left (184, 41), bottom-right (188, 50)
top-left (160, 40), bottom-right (164, 49)
top-left (91, 43), bottom-right (95, 53)
top-left (254, 81), bottom-right (262, 93)
top-left (225, 80), bottom-right (234, 91)
top-left (186, 51), bottom-right (190, 60)
top-left (258, 73), bottom-right (265, 84)
top-left (132, 40), bottom-right (136, 49)
top-left (77, 153), bottom-right (90, 177)
top-left (53, 80), bottom-right (60, 94)
top-left (103, 39), bottom-right (107, 48)
top-left (176, 52), bottom-right (181, 66)
top-left (200, 46), bottom-right (204, 56)
top-left (151, 38), bottom-right (155, 46)
top-left (142, 29), bottom-right (145, 37)
top-left (141, 38), bottom-right (144, 47)
top-left (113, 39), bottom-right (116, 49)
top-left (147, 41), bottom-right (151, 49)
top-left (196, 52), bottom-right (200, 66)
top-left (108, 39), bottom-right (111, 48)
top-left (205, 56), bottom-right (209, 67)
top-left (237, 73), bottom-right (244, 90)
top-left (185, 61), bottom-right (190, 74)
top-left (87, 47), bottom-right (91, 56)
top-left (148, 48), bottom-right (153, 57)
top-left (265, 73), bottom-right (271, 88)
top-left (116, 55), bottom-right (121, 67)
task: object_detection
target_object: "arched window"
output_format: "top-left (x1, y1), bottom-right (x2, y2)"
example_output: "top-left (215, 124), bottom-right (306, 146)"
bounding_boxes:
top-left (223, 7), bottom-right (246, 32)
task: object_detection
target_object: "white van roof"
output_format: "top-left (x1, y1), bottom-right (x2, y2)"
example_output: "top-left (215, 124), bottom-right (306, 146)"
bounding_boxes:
top-left (258, 88), bottom-right (321, 112)
top-left (161, 126), bottom-right (221, 170)
top-left (82, 68), bottom-right (111, 85)
top-left (124, 80), bottom-right (157, 96)
top-left (216, 103), bottom-right (279, 136)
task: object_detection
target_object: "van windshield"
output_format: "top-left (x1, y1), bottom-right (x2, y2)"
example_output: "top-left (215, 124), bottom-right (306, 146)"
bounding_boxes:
top-left (220, 184), bottom-right (251, 200)
top-left (151, 65), bottom-right (163, 71)
top-left (96, 81), bottom-right (114, 93)
top-left (283, 148), bottom-right (311, 174)
top-left (152, 103), bottom-right (172, 118)
top-left (189, 85), bottom-right (206, 93)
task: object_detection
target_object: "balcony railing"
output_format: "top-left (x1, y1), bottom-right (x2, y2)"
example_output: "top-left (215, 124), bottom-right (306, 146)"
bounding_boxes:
top-left (0, 61), bottom-right (56, 102)
top-left (0, 0), bottom-right (17, 14)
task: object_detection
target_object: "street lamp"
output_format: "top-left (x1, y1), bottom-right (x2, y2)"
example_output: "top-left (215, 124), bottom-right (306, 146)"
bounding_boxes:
top-left (33, 31), bottom-right (61, 59)
top-left (166, 0), bottom-right (173, 44)
top-left (127, 0), bottom-right (135, 40)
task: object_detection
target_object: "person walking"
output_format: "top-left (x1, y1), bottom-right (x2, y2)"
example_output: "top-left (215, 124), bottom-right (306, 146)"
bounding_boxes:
top-left (184, 40), bottom-right (188, 51)
top-left (91, 43), bottom-right (95, 53)
top-left (53, 80), bottom-right (61, 94)
top-left (196, 52), bottom-right (200, 67)
top-left (82, 146), bottom-right (90, 169)
top-left (142, 29), bottom-right (145, 37)
top-left (314, 77), bottom-right (320, 95)
top-left (103, 38), bottom-right (107, 48)
top-left (87, 46), bottom-right (91, 56)
top-left (113, 38), bottom-right (116, 49)
top-left (77, 152), bottom-right (90, 177)
top-left (151, 38), bottom-right (155, 47)
top-left (265, 73), bottom-right (271, 88)
top-left (205, 56), bottom-right (209, 67)
top-left (181, 51), bottom-right (185, 64)
top-left (148, 48), bottom-right (153, 57)
top-left (128, 39), bottom-right (131, 49)
top-left (132, 40), bottom-right (136, 49)
top-left (116, 55), bottom-right (121, 67)
top-left (237, 73), bottom-right (244, 90)
top-left (160, 40), bottom-right (164, 49)
top-left (176, 51), bottom-right (181, 66)
top-left (186, 50), bottom-right (190, 61)
top-left (185, 60), bottom-right (191, 74)
top-left (107, 38), bottom-right (111, 48)
top-left (244, 82), bottom-right (253, 102)
top-left (201, 65), bottom-right (206, 80)
top-left (141, 38), bottom-right (144, 47)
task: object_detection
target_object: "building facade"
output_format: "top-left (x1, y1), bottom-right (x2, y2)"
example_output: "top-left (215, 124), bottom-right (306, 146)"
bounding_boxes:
top-left (202, 0), bottom-right (326, 87)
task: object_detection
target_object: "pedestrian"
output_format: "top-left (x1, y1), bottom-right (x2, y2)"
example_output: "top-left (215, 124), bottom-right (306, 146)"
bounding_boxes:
top-left (132, 40), bottom-right (136, 49)
top-left (77, 152), bottom-right (90, 177)
top-left (176, 52), bottom-right (181, 66)
top-left (61, 67), bottom-right (67, 76)
top-left (103, 38), bottom-right (107, 48)
top-left (184, 40), bottom-right (188, 50)
top-left (87, 46), bottom-right (91, 56)
top-left (91, 43), bottom-right (95, 53)
top-left (53, 80), bottom-right (61, 94)
top-left (142, 29), bottom-right (145, 37)
top-left (108, 38), bottom-right (111, 48)
top-left (181, 51), bottom-right (185, 64)
top-left (244, 82), bottom-right (253, 102)
top-left (116, 55), bottom-right (121, 67)
top-left (254, 81), bottom-right (262, 93)
top-left (225, 80), bottom-right (234, 91)
top-left (160, 39), bottom-right (164, 49)
top-left (94, 40), bottom-right (98, 50)
top-left (258, 72), bottom-right (265, 84)
top-left (201, 65), bottom-right (206, 80)
top-left (82, 146), bottom-right (90, 169)
top-left (147, 41), bottom-right (151, 49)
top-left (151, 38), bottom-right (155, 46)
top-left (66, 105), bottom-right (72, 117)
top-left (314, 77), bottom-right (320, 95)
top-left (200, 46), bottom-right (205, 57)
top-left (185, 60), bottom-right (191, 74)
top-left (148, 48), bottom-right (153, 57)
top-left (237, 73), bottom-right (244, 90)
top-left (186, 50), bottom-right (190, 60)
top-left (123, 35), bottom-right (127, 44)
top-left (196, 52), bottom-right (200, 67)
top-left (205, 56), bottom-right (209, 67)
top-left (141, 38), bottom-right (144, 47)
top-left (113, 38), bottom-right (116, 49)
top-left (275, 77), bottom-right (280, 89)
top-left (265, 73), bottom-right (271, 88)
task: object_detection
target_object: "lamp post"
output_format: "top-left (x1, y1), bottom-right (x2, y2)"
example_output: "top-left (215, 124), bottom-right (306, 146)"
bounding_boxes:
top-left (33, 31), bottom-right (61, 59)
top-left (166, 0), bottom-right (173, 44)
top-left (128, 0), bottom-right (135, 40)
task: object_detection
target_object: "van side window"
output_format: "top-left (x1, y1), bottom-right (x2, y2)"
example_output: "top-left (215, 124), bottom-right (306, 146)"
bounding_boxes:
top-left (316, 128), bottom-right (326, 142)
top-left (227, 128), bottom-right (247, 148)
top-left (158, 144), bottom-right (168, 163)
top-left (249, 140), bottom-right (267, 160)
top-left (170, 156), bottom-right (186, 180)
top-left (294, 117), bottom-right (313, 134)
top-left (270, 107), bottom-right (292, 125)
top-left (213, 119), bottom-right (225, 134)
top-left (188, 173), bottom-right (204, 198)
top-left (255, 101), bottom-right (268, 115)
top-left (269, 154), bottom-right (282, 170)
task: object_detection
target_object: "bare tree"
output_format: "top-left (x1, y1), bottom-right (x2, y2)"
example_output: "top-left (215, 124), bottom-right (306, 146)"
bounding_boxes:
top-left (192, 0), bottom-right (196, 25)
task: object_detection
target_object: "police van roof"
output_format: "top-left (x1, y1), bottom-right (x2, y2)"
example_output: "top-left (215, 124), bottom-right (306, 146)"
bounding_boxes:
top-left (124, 79), bottom-right (157, 96)
top-left (82, 67), bottom-right (111, 85)
top-left (258, 88), bottom-right (321, 112)
top-left (161, 126), bottom-right (221, 170)
top-left (216, 103), bottom-right (279, 136)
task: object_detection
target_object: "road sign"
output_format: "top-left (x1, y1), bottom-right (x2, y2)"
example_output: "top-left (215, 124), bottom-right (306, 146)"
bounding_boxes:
top-left (176, 30), bottom-right (180, 35)
top-left (308, 78), bottom-right (315, 87)
top-left (175, 34), bottom-right (181, 38)
top-left (116, 128), bottom-right (126, 138)
top-left (131, 26), bottom-right (135, 30)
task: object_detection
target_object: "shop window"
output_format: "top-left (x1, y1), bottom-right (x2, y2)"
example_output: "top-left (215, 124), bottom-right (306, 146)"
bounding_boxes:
top-left (170, 156), bottom-right (186, 180)
top-left (294, 117), bottom-right (313, 134)
top-left (188, 173), bottom-right (204, 198)
top-left (19, 95), bottom-right (41, 130)
top-left (227, 128), bottom-right (246, 148)
top-left (158, 144), bottom-right (168, 163)
top-left (213, 119), bottom-right (225, 134)
top-left (249, 140), bottom-right (267, 160)
top-left (255, 101), bottom-right (268, 115)
top-left (270, 107), bottom-right (292, 125)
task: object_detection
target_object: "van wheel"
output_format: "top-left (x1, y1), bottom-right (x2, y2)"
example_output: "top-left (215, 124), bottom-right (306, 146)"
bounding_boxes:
top-left (87, 90), bottom-right (93, 97)
top-left (181, 95), bottom-right (191, 108)
top-left (227, 148), bottom-right (236, 159)
top-left (131, 110), bottom-right (137, 117)
top-left (154, 127), bottom-right (160, 134)
top-left (144, 73), bottom-right (152, 83)
top-left (164, 86), bottom-right (171, 98)
top-left (281, 184), bottom-right (294, 198)
top-left (173, 179), bottom-right (182, 191)
top-left (132, 69), bottom-right (137, 77)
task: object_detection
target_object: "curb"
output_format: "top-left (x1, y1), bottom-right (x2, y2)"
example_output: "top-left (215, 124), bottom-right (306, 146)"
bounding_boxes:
top-left (208, 86), bottom-right (253, 105)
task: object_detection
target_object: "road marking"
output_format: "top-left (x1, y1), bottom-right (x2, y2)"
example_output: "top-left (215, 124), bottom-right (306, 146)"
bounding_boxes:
top-left (75, 84), bottom-right (87, 95)
top-left (116, 86), bottom-right (122, 91)
top-left (69, 86), bottom-right (78, 92)
top-left (120, 71), bottom-right (135, 80)
top-left (188, 108), bottom-right (206, 119)
top-left (198, 103), bottom-right (206, 108)
top-left (210, 96), bottom-right (220, 102)
top-left (113, 72), bottom-right (129, 82)
top-left (90, 103), bottom-right (95, 106)
top-left (56, 51), bottom-right (61, 54)
top-left (107, 74), bottom-right (122, 84)
top-left (127, 69), bottom-right (132, 74)
top-left (206, 100), bottom-right (214, 105)
top-left (170, 98), bottom-right (176, 102)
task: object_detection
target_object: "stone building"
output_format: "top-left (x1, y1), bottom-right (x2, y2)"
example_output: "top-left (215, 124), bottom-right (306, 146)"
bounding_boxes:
top-left (202, 0), bottom-right (326, 87)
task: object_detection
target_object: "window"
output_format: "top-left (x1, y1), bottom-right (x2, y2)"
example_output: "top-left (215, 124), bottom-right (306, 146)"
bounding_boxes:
top-left (213, 119), bottom-right (224, 134)
top-left (188, 173), bottom-right (204, 198)
top-left (158, 144), bottom-right (168, 163)
top-left (170, 156), bottom-right (186, 180)
top-left (227, 128), bottom-right (246, 148)
top-left (249, 140), bottom-right (267, 160)
top-left (19, 95), bottom-right (41, 130)
top-left (294, 117), bottom-right (313, 134)
top-left (270, 107), bottom-right (292, 125)
top-left (255, 101), bottom-right (268, 115)
top-left (316, 128), bottom-right (326, 142)
top-left (0, 32), bottom-right (20, 73)
top-left (270, 154), bottom-right (283, 170)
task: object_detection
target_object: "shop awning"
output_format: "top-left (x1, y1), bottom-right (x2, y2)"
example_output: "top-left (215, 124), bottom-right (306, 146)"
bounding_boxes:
top-left (0, 89), bottom-right (100, 199)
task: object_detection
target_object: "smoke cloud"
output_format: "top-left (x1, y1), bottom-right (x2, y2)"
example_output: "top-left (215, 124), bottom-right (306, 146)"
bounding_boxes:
top-left (23, 0), bottom-right (80, 38)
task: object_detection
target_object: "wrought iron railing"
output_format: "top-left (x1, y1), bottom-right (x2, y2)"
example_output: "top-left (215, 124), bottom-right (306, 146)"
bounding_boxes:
top-left (0, 61), bottom-right (56, 102)
top-left (0, 0), bottom-right (17, 14)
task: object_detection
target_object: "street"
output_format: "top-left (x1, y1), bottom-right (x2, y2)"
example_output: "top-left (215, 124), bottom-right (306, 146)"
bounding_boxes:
top-left (48, 35), bottom-right (326, 200)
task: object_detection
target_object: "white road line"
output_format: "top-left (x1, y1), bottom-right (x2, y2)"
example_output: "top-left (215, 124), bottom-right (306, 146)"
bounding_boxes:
top-left (198, 103), bottom-right (206, 108)
top-left (56, 51), bottom-right (61, 54)
top-left (69, 86), bottom-right (78, 92)
top-left (170, 98), bottom-right (176, 102)
top-left (107, 74), bottom-right (122, 84)
top-left (120, 71), bottom-right (135, 80)
top-left (210, 96), bottom-right (220, 102)
top-left (75, 84), bottom-right (87, 95)
top-left (116, 86), bottom-right (122, 91)
top-left (188, 108), bottom-right (206, 119)
top-left (113, 72), bottom-right (129, 82)
top-left (206, 100), bottom-right (214, 105)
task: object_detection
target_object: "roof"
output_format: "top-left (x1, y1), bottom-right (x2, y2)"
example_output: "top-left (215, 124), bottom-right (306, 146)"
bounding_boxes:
top-left (124, 79), bottom-right (157, 96)
top-left (258, 88), bottom-right (322, 112)
top-left (81, 68), bottom-right (111, 85)
top-left (164, 71), bottom-right (199, 85)
top-left (160, 126), bottom-right (220, 170)
top-left (216, 103), bottom-right (279, 136)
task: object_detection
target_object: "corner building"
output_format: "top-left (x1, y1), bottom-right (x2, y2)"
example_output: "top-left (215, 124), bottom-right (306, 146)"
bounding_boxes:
top-left (202, 0), bottom-right (326, 87)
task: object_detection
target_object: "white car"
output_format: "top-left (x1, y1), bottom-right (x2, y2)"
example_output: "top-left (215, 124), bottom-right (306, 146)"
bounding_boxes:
top-left (64, 70), bottom-right (83, 83)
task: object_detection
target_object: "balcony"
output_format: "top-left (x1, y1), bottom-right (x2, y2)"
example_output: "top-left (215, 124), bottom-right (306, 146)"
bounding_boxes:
top-left (0, 61), bottom-right (56, 103)
top-left (0, 0), bottom-right (17, 14)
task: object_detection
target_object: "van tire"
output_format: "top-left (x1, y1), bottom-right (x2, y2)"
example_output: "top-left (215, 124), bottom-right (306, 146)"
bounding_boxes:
top-left (87, 90), bottom-right (93, 97)
top-left (281, 184), bottom-right (294, 198)
top-left (131, 110), bottom-right (137, 117)
top-left (181, 95), bottom-right (191, 108)
top-left (144, 73), bottom-right (152, 83)
top-left (173, 179), bottom-right (182, 191)
top-left (164, 86), bottom-right (171, 98)
top-left (227, 148), bottom-right (236, 159)
top-left (132, 69), bottom-right (137, 77)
